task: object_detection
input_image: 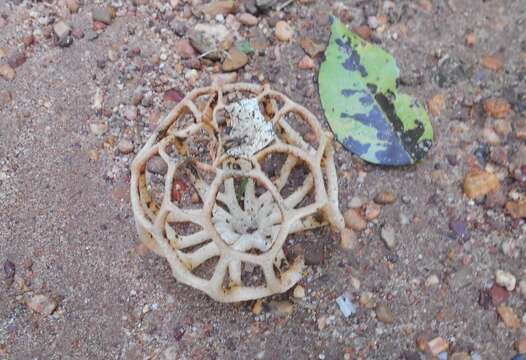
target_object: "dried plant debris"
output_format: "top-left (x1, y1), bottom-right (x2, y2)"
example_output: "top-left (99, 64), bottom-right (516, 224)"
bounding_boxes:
top-left (223, 98), bottom-right (275, 158)
top-left (131, 83), bottom-right (345, 302)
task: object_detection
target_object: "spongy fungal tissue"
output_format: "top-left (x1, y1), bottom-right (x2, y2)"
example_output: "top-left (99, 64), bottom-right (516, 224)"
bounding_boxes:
top-left (130, 83), bottom-right (345, 302)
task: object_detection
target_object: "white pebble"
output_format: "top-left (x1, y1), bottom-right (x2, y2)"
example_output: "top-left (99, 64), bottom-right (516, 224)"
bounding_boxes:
top-left (495, 270), bottom-right (516, 291)
top-left (425, 274), bottom-right (440, 287)
top-left (293, 285), bottom-right (305, 298)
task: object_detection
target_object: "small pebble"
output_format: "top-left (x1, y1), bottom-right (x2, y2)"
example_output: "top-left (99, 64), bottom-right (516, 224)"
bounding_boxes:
top-left (66, 0), bottom-right (80, 13)
top-left (368, 15), bottom-right (381, 29)
top-left (53, 21), bottom-right (71, 41)
top-left (300, 37), bottom-right (325, 57)
top-left (0, 90), bottom-right (12, 106)
top-left (348, 196), bottom-right (364, 208)
top-left (380, 225), bottom-right (396, 249)
top-left (506, 199), bottom-right (526, 220)
top-left (275, 21), bottom-right (293, 42)
top-left (92, 6), bottom-right (114, 25)
top-left (108, 48), bottom-right (119, 62)
top-left (118, 139), bottom-right (134, 154)
top-left (0, 64), bottom-right (16, 80)
top-left (269, 301), bottom-right (293, 317)
top-left (497, 304), bottom-right (521, 329)
top-left (174, 39), bottom-right (196, 59)
top-left (89, 121), bottom-right (108, 136)
top-left (211, 72), bottom-right (237, 86)
top-left (222, 47), bottom-right (248, 72)
top-left (123, 105), bottom-right (138, 122)
top-left (317, 315), bottom-right (328, 330)
top-left (164, 89), bottom-right (184, 103)
top-left (353, 25), bottom-right (372, 41)
top-left (26, 294), bottom-right (57, 315)
top-left (375, 304), bottom-right (395, 324)
top-left (364, 202), bottom-right (381, 220)
top-left (489, 284), bottom-right (509, 306)
top-left (238, 13), bottom-right (258, 26)
top-left (374, 191), bottom-right (396, 205)
top-left (482, 127), bottom-right (501, 145)
top-left (465, 32), bottom-right (476, 47)
top-left (428, 94), bottom-right (445, 117)
top-left (481, 54), bottom-right (504, 72)
top-left (359, 292), bottom-right (376, 309)
top-left (72, 28), bottom-right (84, 39)
top-left (340, 228), bottom-right (357, 250)
top-left (344, 208), bottom-right (367, 231)
top-left (147, 156), bottom-right (168, 175)
top-left (483, 97), bottom-right (511, 118)
top-left (298, 55), bottom-right (315, 70)
top-left (7, 51), bottom-right (26, 68)
top-left (252, 299), bottom-right (263, 315)
top-left (427, 337), bottom-right (449, 356)
top-left (463, 170), bottom-right (500, 199)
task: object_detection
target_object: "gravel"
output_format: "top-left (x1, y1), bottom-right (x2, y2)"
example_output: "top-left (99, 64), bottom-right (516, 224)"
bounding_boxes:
top-left (1, 0), bottom-right (525, 358)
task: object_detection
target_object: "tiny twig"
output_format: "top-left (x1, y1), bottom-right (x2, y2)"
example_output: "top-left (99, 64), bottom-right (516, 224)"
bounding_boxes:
top-left (276, 0), bottom-right (295, 11)
top-left (197, 49), bottom-right (229, 59)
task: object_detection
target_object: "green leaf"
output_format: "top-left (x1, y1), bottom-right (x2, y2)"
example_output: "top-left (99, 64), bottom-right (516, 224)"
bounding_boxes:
top-left (318, 17), bottom-right (433, 166)
top-left (237, 176), bottom-right (249, 203)
top-left (235, 40), bottom-right (256, 55)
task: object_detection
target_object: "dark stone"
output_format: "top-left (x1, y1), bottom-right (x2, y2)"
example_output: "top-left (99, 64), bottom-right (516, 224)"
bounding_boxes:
top-left (399, 351), bottom-right (420, 360)
top-left (147, 156), bottom-right (168, 175)
top-left (304, 242), bottom-right (324, 265)
top-left (173, 325), bottom-right (185, 341)
top-left (446, 154), bottom-right (459, 166)
top-left (434, 56), bottom-right (469, 88)
top-left (58, 35), bottom-right (73, 47)
top-left (478, 289), bottom-right (492, 309)
top-left (3, 259), bottom-right (15, 279)
top-left (96, 59), bottom-right (106, 69)
top-left (170, 19), bottom-right (187, 37)
top-left (256, 0), bottom-right (275, 12)
top-left (448, 218), bottom-right (470, 242)
top-left (474, 143), bottom-right (490, 166)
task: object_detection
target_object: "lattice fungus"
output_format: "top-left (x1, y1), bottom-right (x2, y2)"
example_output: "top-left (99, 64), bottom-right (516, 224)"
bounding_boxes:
top-left (130, 83), bottom-right (346, 302)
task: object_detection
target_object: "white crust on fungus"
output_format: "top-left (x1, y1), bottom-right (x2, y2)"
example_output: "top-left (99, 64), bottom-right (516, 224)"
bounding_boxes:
top-left (130, 83), bottom-right (345, 302)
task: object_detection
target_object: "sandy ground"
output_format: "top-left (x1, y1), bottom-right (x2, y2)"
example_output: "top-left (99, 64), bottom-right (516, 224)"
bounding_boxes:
top-left (1, 0), bottom-right (526, 359)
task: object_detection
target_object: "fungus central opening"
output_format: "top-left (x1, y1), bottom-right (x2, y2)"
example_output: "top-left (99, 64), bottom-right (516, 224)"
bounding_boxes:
top-left (212, 175), bottom-right (282, 254)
